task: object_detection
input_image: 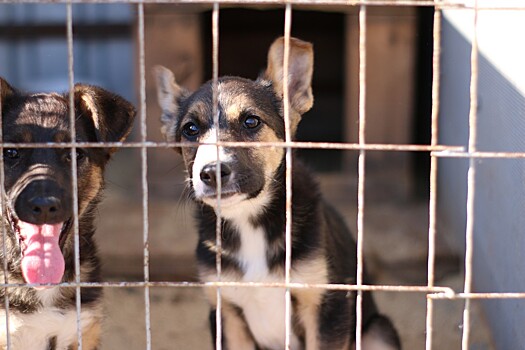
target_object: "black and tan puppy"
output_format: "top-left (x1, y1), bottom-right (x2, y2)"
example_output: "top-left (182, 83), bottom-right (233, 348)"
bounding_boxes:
top-left (155, 37), bottom-right (400, 350)
top-left (0, 78), bottom-right (135, 349)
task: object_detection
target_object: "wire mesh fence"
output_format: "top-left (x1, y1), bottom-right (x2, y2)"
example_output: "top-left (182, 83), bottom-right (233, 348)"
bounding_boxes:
top-left (0, 0), bottom-right (524, 349)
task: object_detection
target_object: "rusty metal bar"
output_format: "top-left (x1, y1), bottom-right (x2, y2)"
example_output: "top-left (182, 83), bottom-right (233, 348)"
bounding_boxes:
top-left (0, 0), bottom-right (524, 11)
top-left (282, 4), bottom-right (294, 349)
top-left (0, 33), bottom-right (12, 350)
top-left (425, 5), bottom-right (442, 350)
top-left (431, 292), bottom-right (525, 300)
top-left (462, 1), bottom-right (479, 348)
top-left (0, 279), bottom-right (520, 298)
top-left (66, 3), bottom-right (84, 349)
top-left (432, 151), bottom-right (525, 158)
top-left (211, 3), bottom-right (223, 349)
top-left (355, 3), bottom-right (367, 350)
top-left (137, 4), bottom-right (152, 350)
top-left (0, 141), bottom-right (464, 151)
top-left (0, 280), bottom-right (457, 293)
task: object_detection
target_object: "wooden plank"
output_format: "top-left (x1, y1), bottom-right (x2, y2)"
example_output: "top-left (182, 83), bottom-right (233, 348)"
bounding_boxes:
top-left (344, 8), bottom-right (417, 197)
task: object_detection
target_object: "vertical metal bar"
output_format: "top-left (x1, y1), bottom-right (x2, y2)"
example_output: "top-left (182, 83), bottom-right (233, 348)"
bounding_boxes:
top-left (425, 5), bottom-right (442, 350)
top-left (282, 4), bottom-right (293, 350)
top-left (66, 3), bottom-right (83, 349)
top-left (462, 1), bottom-right (479, 348)
top-left (211, 3), bottom-right (223, 350)
top-left (137, 4), bottom-right (152, 350)
top-left (0, 53), bottom-right (11, 350)
top-left (355, 5), bottom-right (367, 350)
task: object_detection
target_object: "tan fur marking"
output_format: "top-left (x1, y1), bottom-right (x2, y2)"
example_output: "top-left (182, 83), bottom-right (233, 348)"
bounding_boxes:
top-left (353, 335), bottom-right (397, 350)
top-left (53, 131), bottom-right (70, 143)
top-left (221, 91), bottom-right (254, 123)
top-left (78, 166), bottom-right (102, 217)
top-left (80, 94), bottom-right (100, 131)
top-left (296, 302), bottom-right (320, 350)
top-left (69, 317), bottom-right (101, 350)
top-left (202, 240), bottom-right (238, 261)
top-left (221, 302), bottom-right (257, 350)
top-left (256, 126), bottom-right (283, 178)
top-left (292, 256), bottom-right (329, 350)
top-left (186, 100), bottom-right (211, 120)
top-left (13, 129), bottom-right (33, 143)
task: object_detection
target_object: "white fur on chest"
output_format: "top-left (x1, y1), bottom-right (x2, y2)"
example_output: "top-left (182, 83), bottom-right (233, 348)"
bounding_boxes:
top-left (219, 215), bottom-right (301, 350)
top-left (0, 288), bottom-right (98, 350)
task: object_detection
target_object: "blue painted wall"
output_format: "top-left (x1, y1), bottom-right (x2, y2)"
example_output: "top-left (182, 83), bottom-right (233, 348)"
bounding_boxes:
top-left (439, 16), bottom-right (525, 349)
top-left (0, 4), bottom-right (134, 102)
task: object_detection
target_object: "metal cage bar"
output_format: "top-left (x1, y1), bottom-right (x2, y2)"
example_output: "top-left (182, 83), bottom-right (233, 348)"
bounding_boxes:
top-left (355, 4), bottom-right (367, 350)
top-left (137, 3), bottom-right (153, 350)
top-left (425, 4), bottom-right (442, 350)
top-left (0, 0), bottom-right (524, 10)
top-left (211, 3), bottom-right (223, 349)
top-left (0, 36), bottom-right (12, 350)
top-left (461, 0), bottom-right (479, 348)
top-left (282, 5), bottom-right (295, 350)
top-left (66, 3), bottom-right (84, 349)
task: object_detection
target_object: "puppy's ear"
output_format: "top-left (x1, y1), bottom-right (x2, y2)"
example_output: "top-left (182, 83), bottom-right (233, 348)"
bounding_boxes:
top-left (0, 77), bottom-right (17, 107)
top-left (264, 37), bottom-right (314, 129)
top-left (153, 65), bottom-right (187, 147)
top-left (74, 84), bottom-right (136, 154)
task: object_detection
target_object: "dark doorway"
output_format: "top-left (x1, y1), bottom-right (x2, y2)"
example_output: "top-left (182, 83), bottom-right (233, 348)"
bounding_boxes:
top-left (412, 7), bottom-right (434, 198)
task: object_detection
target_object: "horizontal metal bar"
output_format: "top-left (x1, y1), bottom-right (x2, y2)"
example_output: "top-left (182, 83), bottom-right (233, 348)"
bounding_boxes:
top-left (6, 280), bottom-right (525, 302)
top-left (430, 292), bottom-right (525, 300)
top-left (433, 150), bottom-right (525, 159)
top-left (0, 141), bottom-right (464, 152)
top-left (0, 0), bottom-right (524, 10)
top-left (0, 280), bottom-right (455, 294)
top-left (4, 281), bottom-right (524, 301)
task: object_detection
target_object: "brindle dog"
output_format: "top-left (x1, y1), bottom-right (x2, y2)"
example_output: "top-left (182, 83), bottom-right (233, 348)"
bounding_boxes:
top-left (0, 77), bottom-right (135, 349)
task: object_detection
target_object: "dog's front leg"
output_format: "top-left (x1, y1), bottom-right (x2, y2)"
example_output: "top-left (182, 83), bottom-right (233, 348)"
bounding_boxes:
top-left (209, 302), bottom-right (256, 350)
top-left (298, 303), bottom-right (320, 350)
top-left (316, 290), bottom-right (353, 350)
top-left (69, 319), bottom-right (101, 350)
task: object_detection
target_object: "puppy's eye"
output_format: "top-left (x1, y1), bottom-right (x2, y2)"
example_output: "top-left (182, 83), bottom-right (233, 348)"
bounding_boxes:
top-left (3, 148), bottom-right (19, 160)
top-left (65, 150), bottom-right (85, 162)
top-left (182, 122), bottom-right (200, 139)
top-left (243, 115), bottom-right (262, 130)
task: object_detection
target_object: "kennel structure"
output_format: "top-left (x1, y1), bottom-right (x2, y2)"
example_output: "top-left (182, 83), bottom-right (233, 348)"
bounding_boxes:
top-left (0, 1), bottom-right (524, 349)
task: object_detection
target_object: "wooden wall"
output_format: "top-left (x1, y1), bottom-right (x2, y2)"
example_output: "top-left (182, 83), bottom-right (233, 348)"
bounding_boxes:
top-left (345, 7), bottom-right (417, 198)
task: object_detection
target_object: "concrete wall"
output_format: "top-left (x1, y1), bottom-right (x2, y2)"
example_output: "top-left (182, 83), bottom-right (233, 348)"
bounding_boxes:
top-left (439, 10), bottom-right (525, 349)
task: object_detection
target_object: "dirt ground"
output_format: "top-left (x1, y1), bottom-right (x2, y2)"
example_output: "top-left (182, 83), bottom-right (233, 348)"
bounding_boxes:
top-left (94, 157), bottom-right (495, 349)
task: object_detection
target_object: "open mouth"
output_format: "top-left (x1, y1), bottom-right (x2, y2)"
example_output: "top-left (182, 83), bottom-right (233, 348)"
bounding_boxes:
top-left (7, 208), bottom-right (69, 288)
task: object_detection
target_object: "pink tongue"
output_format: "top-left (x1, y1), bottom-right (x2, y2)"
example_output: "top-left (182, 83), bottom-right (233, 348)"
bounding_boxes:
top-left (19, 221), bottom-right (65, 288)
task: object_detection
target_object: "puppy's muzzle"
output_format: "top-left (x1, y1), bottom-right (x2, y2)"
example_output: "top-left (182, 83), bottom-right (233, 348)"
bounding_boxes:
top-left (14, 179), bottom-right (72, 225)
top-left (200, 162), bottom-right (232, 189)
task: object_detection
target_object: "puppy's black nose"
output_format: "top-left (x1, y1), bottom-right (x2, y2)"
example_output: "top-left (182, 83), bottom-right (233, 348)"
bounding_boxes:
top-left (14, 180), bottom-right (71, 225)
top-left (29, 196), bottom-right (62, 222)
top-left (200, 163), bottom-right (232, 188)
